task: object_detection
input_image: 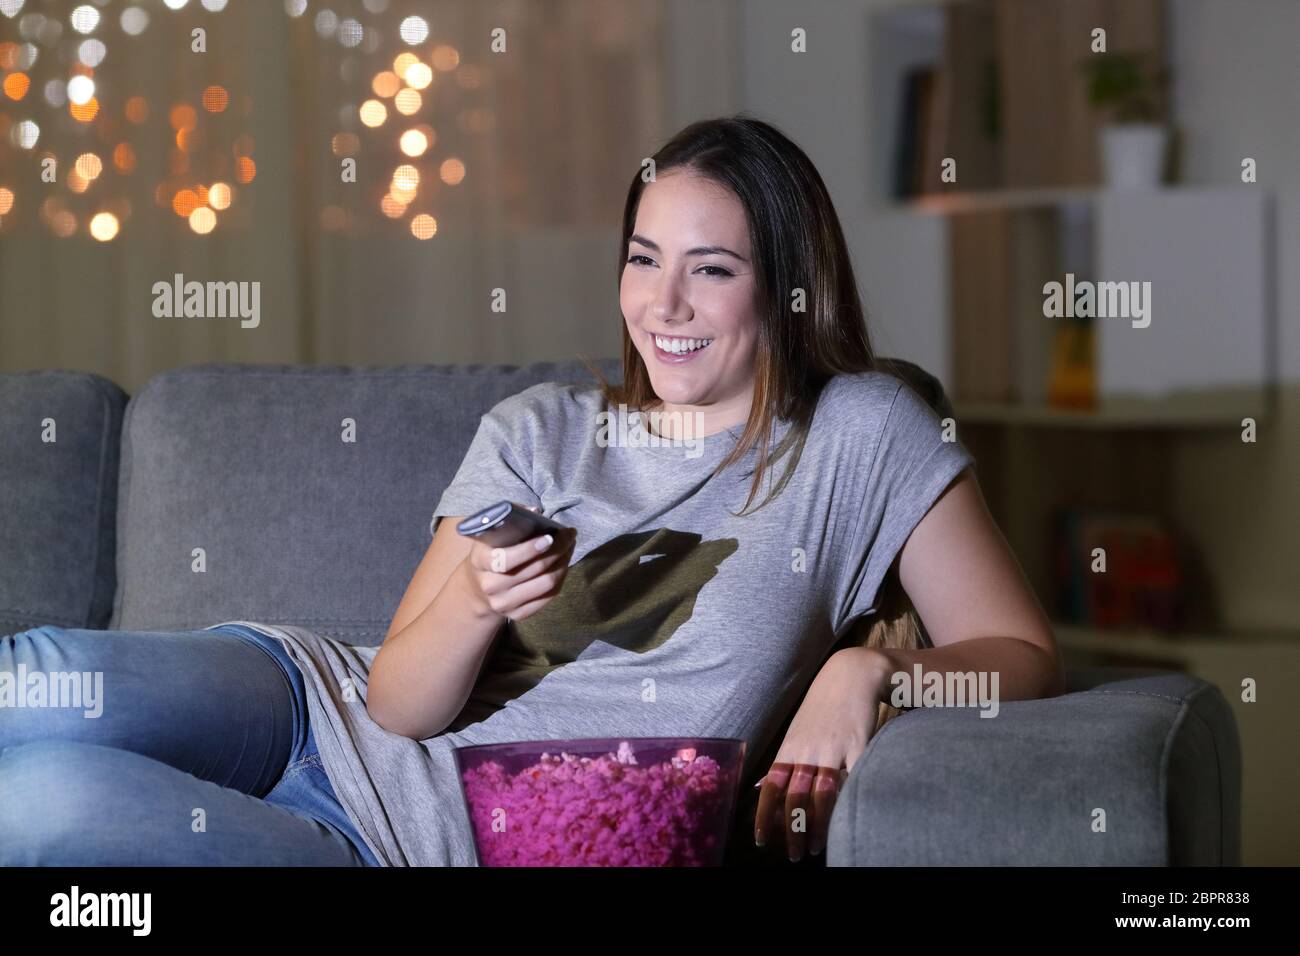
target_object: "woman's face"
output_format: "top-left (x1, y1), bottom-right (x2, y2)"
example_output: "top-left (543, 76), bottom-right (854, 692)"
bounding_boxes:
top-left (619, 170), bottom-right (760, 418)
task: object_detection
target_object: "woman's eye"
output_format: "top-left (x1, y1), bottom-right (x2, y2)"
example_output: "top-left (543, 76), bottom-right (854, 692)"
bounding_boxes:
top-left (625, 255), bottom-right (731, 277)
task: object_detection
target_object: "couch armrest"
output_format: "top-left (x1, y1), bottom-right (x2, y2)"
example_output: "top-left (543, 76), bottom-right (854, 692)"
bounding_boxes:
top-left (826, 670), bottom-right (1241, 865)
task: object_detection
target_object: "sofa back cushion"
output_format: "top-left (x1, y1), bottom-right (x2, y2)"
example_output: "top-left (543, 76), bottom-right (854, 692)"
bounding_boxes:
top-left (0, 371), bottom-right (127, 636)
top-left (109, 360), bottom-right (619, 645)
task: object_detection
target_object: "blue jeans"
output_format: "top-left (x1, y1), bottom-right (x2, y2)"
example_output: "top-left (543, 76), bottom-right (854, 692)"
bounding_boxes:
top-left (0, 623), bottom-right (379, 866)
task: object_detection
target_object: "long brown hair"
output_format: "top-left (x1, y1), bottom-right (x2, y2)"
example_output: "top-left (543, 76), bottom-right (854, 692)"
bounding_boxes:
top-left (581, 114), bottom-right (926, 727)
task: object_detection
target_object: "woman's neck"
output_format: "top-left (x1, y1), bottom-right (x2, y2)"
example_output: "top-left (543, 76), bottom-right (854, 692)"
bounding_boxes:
top-left (648, 388), bottom-right (754, 440)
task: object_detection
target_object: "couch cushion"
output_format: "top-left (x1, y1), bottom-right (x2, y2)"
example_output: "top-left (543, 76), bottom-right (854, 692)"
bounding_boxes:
top-left (0, 371), bottom-right (127, 636)
top-left (110, 360), bottom-right (620, 644)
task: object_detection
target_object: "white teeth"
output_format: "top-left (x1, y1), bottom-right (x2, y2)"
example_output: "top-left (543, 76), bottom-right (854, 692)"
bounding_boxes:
top-left (655, 335), bottom-right (713, 354)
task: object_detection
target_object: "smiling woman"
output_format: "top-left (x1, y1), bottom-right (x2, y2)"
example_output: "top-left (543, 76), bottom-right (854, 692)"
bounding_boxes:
top-left (345, 115), bottom-right (1062, 865)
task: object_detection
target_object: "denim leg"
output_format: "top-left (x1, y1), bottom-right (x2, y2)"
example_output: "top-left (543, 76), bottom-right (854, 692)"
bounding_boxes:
top-left (0, 624), bottom-right (296, 796)
top-left (0, 739), bottom-right (367, 866)
top-left (210, 624), bottom-right (381, 866)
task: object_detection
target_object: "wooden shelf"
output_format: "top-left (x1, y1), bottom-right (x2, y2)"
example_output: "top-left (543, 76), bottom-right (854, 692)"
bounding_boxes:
top-left (954, 389), bottom-right (1272, 430)
top-left (1055, 622), bottom-right (1300, 654)
top-left (877, 184), bottom-right (1270, 217)
top-left (888, 186), bottom-right (1100, 215)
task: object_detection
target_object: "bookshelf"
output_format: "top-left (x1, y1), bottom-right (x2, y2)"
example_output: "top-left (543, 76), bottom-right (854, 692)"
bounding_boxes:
top-left (867, 2), bottom-right (1276, 422)
top-left (865, 0), bottom-right (1290, 870)
top-left (871, 0), bottom-right (1168, 203)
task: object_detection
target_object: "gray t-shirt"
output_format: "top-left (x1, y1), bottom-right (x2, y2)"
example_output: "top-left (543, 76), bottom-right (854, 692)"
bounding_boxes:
top-left (221, 370), bottom-right (974, 865)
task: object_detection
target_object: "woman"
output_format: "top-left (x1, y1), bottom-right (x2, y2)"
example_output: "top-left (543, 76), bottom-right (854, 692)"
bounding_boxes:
top-left (0, 115), bottom-right (1063, 866)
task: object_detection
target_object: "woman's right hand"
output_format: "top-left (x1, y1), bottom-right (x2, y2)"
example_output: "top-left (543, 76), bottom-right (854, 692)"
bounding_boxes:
top-left (455, 514), bottom-right (577, 624)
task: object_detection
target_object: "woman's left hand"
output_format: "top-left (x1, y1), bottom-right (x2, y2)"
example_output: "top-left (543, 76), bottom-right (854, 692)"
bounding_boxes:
top-left (754, 645), bottom-right (889, 861)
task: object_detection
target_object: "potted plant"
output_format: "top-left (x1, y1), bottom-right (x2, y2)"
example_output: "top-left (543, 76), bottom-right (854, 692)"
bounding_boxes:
top-left (1079, 52), bottom-right (1171, 189)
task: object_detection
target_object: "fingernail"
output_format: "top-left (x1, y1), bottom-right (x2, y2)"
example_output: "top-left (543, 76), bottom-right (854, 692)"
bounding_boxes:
top-left (754, 831), bottom-right (765, 847)
top-left (809, 841), bottom-right (824, 856)
top-left (534, 534), bottom-right (553, 551)
top-left (789, 851), bottom-right (801, 863)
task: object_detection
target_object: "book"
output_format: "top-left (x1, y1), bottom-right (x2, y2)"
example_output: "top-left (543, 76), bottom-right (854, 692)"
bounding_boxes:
top-left (1052, 508), bottom-right (1184, 632)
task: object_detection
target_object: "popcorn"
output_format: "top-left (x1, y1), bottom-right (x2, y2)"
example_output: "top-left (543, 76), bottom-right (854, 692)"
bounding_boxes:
top-left (461, 741), bottom-right (730, 866)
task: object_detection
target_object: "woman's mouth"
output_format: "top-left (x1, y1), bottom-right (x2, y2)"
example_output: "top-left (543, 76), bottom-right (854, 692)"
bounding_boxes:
top-left (651, 333), bottom-right (714, 364)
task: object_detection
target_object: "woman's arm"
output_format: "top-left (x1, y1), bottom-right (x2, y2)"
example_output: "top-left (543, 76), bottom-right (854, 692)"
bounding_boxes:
top-left (367, 515), bottom-right (575, 740)
top-left (755, 465), bottom-right (1064, 860)
top-left (367, 518), bottom-right (501, 740)
top-left (877, 463), bottom-right (1065, 701)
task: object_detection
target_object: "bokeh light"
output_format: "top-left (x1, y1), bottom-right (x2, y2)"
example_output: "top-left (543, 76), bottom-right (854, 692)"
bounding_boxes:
top-left (394, 88), bottom-right (421, 115)
top-left (439, 157), bottom-right (465, 185)
top-left (202, 85), bottom-right (229, 113)
top-left (172, 189), bottom-right (200, 217)
top-left (372, 71), bottom-right (400, 98)
top-left (75, 152), bottom-right (103, 180)
top-left (3, 72), bottom-right (29, 100)
top-left (399, 16), bottom-right (428, 45)
top-left (113, 142), bottom-right (136, 173)
top-left (120, 7), bottom-right (150, 35)
top-left (69, 97), bottom-right (99, 122)
top-left (66, 75), bottom-right (94, 105)
top-left (432, 45), bottom-right (460, 71)
top-left (359, 99), bottom-right (387, 127)
top-left (392, 52), bottom-right (418, 77)
top-left (399, 129), bottom-right (428, 157)
top-left (89, 211), bottom-right (119, 241)
top-left (404, 62), bottom-right (432, 90)
top-left (410, 213), bottom-right (437, 239)
top-left (125, 95), bottom-right (149, 123)
top-left (209, 182), bottom-right (232, 210)
top-left (170, 103), bottom-right (198, 131)
top-left (14, 119), bottom-right (39, 148)
top-left (338, 18), bottom-right (363, 48)
top-left (70, 5), bottom-right (100, 35)
top-left (78, 38), bottom-right (106, 67)
top-left (392, 164), bottom-right (419, 192)
top-left (189, 207), bottom-right (216, 234)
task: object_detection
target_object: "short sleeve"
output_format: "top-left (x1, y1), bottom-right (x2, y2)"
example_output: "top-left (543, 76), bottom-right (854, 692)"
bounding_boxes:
top-left (833, 381), bottom-right (975, 634)
top-left (428, 397), bottom-right (541, 538)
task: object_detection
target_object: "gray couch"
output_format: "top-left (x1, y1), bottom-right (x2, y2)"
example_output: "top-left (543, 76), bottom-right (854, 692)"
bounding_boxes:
top-left (0, 361), bottom-right (1242, 866)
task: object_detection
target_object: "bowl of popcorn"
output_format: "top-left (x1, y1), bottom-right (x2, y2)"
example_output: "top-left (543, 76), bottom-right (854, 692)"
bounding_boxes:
top-left (454, 737), bottom-right (746, 867)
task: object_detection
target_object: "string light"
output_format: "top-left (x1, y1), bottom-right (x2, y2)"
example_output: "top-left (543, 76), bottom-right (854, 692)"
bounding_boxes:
top-left (0, 1), bottom-right (251, 239)
top-left (0, 3), bottom-right (485, 239)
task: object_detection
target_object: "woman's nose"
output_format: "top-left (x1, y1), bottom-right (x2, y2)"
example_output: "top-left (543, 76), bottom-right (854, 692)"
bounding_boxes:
top-left (650, 270), bottom-right (686, 322)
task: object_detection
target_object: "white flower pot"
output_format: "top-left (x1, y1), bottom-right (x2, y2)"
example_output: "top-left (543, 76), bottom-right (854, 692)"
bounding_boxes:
top-left (1100, 124), bottom-right (1168, 189)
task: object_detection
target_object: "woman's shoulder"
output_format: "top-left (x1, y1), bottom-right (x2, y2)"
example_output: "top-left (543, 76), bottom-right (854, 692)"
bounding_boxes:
top-left (811, 368), bottom-right (953, 455)
top-left (815, 369), bottom-right (910, 423)
top-left (484, 380), bottom-right (606, 438)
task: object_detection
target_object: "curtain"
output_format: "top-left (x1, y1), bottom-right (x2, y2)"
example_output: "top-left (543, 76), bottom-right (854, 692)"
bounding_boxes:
top-left (0, 0), bottom-right (671, 392)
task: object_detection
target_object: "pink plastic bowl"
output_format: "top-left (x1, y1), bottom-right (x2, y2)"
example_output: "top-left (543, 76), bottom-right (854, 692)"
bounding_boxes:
top-left (453, 737), bottom-right (746, 867)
